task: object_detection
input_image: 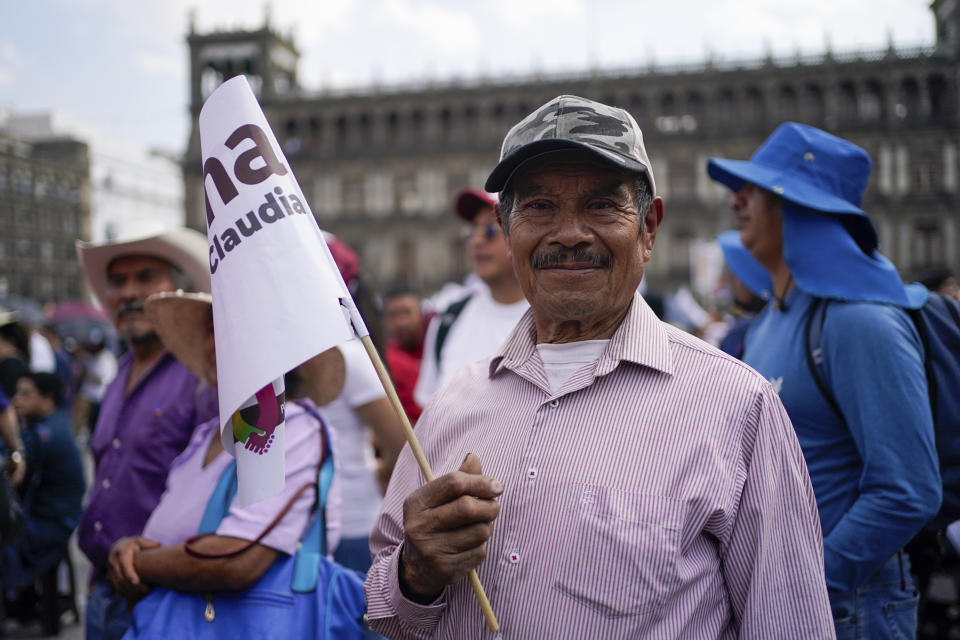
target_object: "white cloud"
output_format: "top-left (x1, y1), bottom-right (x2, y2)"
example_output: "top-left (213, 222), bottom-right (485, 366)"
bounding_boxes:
top-left (0, 68), bottom-right (12, 87)
top-left (134, 50), bottom-right (180, 75)
top-left (1, 41), bottom-right (19, 63)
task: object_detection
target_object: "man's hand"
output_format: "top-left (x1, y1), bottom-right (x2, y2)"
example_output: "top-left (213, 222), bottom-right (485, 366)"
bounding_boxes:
top-left (399, 453), bottom-right (502, 603)
top-left (107, 536), bottom-right (160, 599)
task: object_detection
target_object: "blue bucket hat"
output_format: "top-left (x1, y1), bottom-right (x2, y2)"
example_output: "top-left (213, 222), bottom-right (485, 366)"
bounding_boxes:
top-left (707, 122), bottom-right (926, 309)
top-left (716, 231), bottom-right (772, 300)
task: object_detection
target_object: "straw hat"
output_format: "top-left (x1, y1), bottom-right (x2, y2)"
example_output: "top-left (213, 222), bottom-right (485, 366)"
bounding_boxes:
top-left (144, 291), bottom-right (345, 403)
top-left (76, 221), bottom-right (210, 309)
top-left (144, 291), bottom-right (215, 384)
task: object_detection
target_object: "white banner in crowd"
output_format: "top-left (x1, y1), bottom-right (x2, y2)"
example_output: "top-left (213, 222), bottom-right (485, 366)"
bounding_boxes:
top-left (199, 75), bottom-right (367, 506)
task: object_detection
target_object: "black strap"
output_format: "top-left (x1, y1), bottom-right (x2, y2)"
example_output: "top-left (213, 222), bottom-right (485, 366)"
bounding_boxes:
top-left (434, 294), bottom-right (473, 364)
top-left (805, 297), bottom-right (846, 422)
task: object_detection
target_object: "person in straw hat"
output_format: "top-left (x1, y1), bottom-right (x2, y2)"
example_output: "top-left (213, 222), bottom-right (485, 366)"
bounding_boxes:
top-left (74, 222), bottom-right (218, 640)
top-left (104, 291), bottom-right (347, 618)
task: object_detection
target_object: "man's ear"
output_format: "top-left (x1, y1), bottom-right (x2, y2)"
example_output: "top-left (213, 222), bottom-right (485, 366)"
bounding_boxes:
top-left (640, 197), bottom-right (664, 262)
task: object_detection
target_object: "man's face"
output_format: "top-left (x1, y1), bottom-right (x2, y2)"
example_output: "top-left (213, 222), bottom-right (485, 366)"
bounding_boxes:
top-left (732, 183), bottom-right (783, 266)
top-left (105, 255), bottom-right (177, 344)
top-left (502, 152), bottom-right (661, 325)
top-left (13, 378), bottom-right (52, 421)
top-left (384, 294), bottom-right (424, 350)
top-left (468, 207), bottom-right (515, 286)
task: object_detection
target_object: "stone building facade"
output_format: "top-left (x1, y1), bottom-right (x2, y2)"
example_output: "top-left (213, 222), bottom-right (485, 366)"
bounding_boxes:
top-left (184, 2), bottom-right (960, 295)
top-left (0, 132), bottom-right (90, 301)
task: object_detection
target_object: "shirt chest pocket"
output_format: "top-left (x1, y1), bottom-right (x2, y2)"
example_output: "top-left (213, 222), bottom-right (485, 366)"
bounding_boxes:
top-left (553, 485), bottom-right (683, 618)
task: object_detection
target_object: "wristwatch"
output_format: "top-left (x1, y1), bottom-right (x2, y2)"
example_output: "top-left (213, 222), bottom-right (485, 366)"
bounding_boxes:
top-left (9, 450), bottom-right (23, 465)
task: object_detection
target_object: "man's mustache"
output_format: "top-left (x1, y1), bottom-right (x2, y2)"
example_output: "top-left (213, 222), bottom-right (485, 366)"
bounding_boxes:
top-left (531, 247), bottom-right (612, 269)
top-left (116, 300), bottom-right (145, 317)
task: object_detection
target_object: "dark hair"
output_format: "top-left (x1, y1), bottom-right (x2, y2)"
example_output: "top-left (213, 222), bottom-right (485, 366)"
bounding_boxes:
top-left (284, 368), bottom-right (305, 400)
top-left (350, 278), bottom-right (385, 355)
top-left (499, 174), bottom-right (654, 233)
top-left (917, 267), bottom-right (955, 291)
top-left (23, 372), bottom-right (63, 406)
top-left (382, 280), bottom-right (420, 302)
top-left (0, 322), bottom-right (30, 362)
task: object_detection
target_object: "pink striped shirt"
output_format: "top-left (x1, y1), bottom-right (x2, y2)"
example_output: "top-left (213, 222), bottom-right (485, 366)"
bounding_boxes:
top-left (365, 293), bottom-right (833, 639)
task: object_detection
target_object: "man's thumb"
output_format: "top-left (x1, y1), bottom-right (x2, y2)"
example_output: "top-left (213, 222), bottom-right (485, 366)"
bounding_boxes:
top-left (460, 452), bottom-right (482, 475)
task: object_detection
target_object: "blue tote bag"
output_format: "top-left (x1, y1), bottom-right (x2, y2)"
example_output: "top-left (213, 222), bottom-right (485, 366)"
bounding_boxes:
top-left (123, 408), bottom-right (367, 639)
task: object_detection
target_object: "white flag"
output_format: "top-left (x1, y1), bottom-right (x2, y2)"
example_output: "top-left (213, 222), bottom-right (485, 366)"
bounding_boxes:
top-left (199, 75), bottom-right (367, 506)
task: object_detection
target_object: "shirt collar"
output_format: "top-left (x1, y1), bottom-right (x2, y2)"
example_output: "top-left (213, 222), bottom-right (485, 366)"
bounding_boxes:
top-left (489, 291), bottom-right (674, 379)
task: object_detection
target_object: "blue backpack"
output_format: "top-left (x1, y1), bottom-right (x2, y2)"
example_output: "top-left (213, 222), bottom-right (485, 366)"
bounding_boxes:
top-left (807, 292), bottom-right (960, 528)
top-left (124, 404), bottom-right (367, 640)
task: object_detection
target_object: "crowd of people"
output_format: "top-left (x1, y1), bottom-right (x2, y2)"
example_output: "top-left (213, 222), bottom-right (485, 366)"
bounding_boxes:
top-left (0, 94), bottom-right (958, 639)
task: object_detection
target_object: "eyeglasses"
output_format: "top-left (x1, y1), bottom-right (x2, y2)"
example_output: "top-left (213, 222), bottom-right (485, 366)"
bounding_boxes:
top-left (461, 223), bottom-right (501, 242)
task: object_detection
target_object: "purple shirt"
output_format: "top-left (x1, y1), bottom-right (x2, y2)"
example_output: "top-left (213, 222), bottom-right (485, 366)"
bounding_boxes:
top-left (366, 293), bottom-right (833, 639)
top-left (78, 352), bottom-right (217, 572)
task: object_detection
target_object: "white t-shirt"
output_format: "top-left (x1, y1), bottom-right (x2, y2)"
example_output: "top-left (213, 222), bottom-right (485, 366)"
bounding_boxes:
top-left (414, 287), bottom-right (529, 408)
top-left (319, 339), bottom-right (387, 539)
top-left (29, 331), bottom-right (56, 373)
top-left (80, 349), bottom-right (118, 401)
top-left (536, 340), bottom-right (610, 395)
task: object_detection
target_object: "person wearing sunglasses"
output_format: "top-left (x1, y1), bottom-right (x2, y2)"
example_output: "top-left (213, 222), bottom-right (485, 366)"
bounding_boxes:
top-left (413, 188), bottom-right (528, 408)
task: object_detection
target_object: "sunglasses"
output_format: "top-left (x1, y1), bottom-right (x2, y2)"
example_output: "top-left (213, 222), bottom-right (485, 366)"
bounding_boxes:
top-left (461, 222), bottom-right (502, 242)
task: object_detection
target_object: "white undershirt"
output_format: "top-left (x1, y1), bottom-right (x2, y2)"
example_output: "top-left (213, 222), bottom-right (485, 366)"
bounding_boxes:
top-left (535, 339), bottom-right (610, 395)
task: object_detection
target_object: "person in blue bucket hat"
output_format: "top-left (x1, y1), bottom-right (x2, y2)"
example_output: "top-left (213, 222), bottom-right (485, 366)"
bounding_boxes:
top-left (708, 122), bottom-right (940, 640)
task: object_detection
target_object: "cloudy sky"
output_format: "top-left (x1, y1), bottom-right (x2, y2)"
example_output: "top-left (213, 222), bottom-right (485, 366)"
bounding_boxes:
top-left (0, 0), bottom-right (935, 153)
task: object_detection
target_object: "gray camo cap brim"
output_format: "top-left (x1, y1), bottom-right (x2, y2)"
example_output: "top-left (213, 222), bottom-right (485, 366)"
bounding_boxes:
top-left (484, 95), bottom-right (657, 195)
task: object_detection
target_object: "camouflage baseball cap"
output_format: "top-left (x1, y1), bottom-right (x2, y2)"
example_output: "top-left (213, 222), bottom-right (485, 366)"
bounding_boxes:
top-left (484, 95), bottom-right (656, 195)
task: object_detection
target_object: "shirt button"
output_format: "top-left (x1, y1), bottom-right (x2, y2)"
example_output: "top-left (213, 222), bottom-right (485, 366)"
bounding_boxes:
top-left (509, 552), bottom-right (520, 564)
top-left (102, 479), bottom-right (111, 489)
top-left (527, 468), bottom-right (538, 479)
top-left (94, 521), bottom-right (102, 532)
top-left (548, 400), bottom-right (559, 409)
top-left (112, 438), bottom-right (121, 449)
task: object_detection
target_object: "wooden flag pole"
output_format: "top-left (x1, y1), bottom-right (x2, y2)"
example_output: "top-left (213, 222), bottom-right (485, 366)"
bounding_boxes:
top-left (359, 335), bottom-right (500, 632)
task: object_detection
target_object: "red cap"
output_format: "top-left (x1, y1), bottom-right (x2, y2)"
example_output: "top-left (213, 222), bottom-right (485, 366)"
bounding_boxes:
top-left (454, 188), bottom-right (497, 222)
top-left (326, 236), bottom-right (360, 284)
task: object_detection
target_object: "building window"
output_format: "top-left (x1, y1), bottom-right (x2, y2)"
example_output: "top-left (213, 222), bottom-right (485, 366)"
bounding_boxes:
top-left (40, 241), bottom-right (53, 260)
top-left (17, 239), bottom-right (30, 256)
top-left (895, 145), bottom-right (910, 195)
top-left (364, 171), bottom-right (393, 217)
top-left (313, 174), bottom-right (342, 219)
top-left (944, 142), bottom-right (957, 193)
top-left (861, 81), bottom-right (885, 122)
top-left (396, 173), bottom-right (419, 214)
top-left (838, 81), bottom-right (858, 123)
top-left (342, 175), bottom-right (364, 212)
top-left (418, 168), bottom-right (446, 214)
top-left (878, 144), bottom-right (894, 195)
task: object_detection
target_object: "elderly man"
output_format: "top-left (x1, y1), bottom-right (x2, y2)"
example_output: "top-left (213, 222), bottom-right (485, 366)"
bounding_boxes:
top-left (708, 123), bottom-right (941, 638)
top-left (365, 96), bottom-right (833, 638)
top-left (75, 224), bottom-right (217, 640)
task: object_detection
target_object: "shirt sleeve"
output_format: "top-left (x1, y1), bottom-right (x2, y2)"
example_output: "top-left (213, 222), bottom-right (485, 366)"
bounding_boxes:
top-left (338, 340), bottom-right (387, 408)
top-left (721, 382), bottom-right (834, 638)
top-left (363, 405), bottom-right (448, 639)
top-left (216, 405), bottom-right (322, 555)
top-left (413, 316), bottom-right (441, 410)
top-left (819, 303), bottom-right (941, 591)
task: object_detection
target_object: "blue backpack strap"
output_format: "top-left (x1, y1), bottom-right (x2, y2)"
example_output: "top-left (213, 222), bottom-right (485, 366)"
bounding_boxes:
top-left (292, 402), bottom-right (335, 593)
top-left (805, 297), bottom-right (846, 423)
top-left (198, 459), bottom-right (239, 534)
